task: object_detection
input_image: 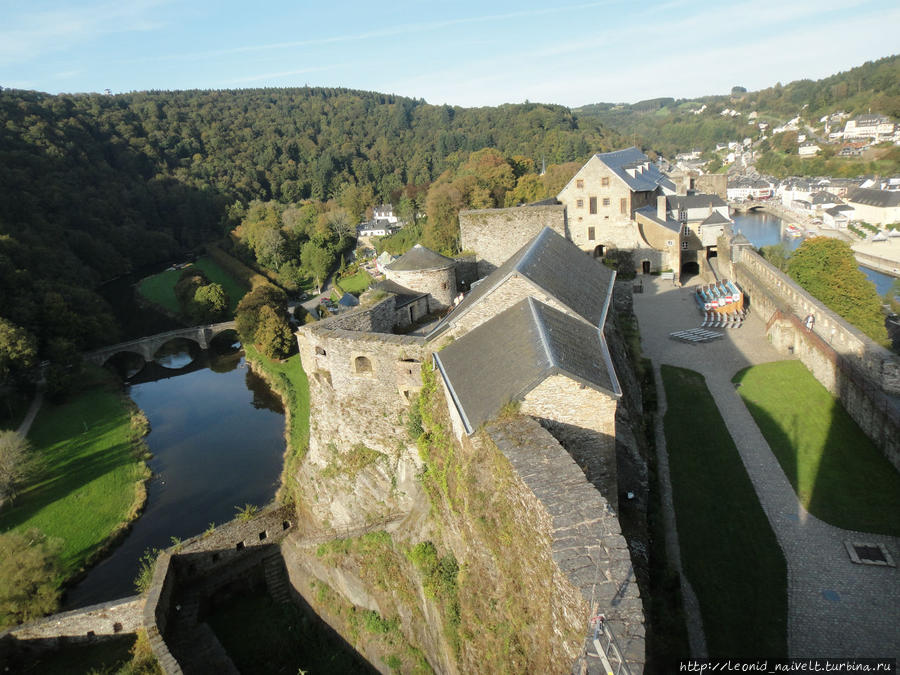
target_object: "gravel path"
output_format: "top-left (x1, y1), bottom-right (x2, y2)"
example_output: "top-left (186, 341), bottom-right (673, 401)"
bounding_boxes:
top-left (632, 275), bottom-right (899, 659)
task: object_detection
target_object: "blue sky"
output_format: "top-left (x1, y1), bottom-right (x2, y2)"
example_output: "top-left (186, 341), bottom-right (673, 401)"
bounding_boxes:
top-left (2, 0), bottom-right (898, 107)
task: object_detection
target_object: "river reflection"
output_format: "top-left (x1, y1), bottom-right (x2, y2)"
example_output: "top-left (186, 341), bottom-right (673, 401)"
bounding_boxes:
top-left (64, 344), bottom-right (285, 609)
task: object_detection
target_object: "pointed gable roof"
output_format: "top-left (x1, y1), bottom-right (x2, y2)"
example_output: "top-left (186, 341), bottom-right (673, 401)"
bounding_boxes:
top-left (700, 210), bottom-right (731, 226)
top-left (433, 297), bottom-right (620, 434)
top-left (385, 244), bottom-right (455, 272)
top-left (428, 227), bottom-right (616, 337)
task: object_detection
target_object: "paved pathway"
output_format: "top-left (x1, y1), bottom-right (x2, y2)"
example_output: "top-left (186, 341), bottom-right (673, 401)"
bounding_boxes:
top-left (632, 275), bottom-right (900, 659)
top-left (15, 391), bottom-right (43, 437)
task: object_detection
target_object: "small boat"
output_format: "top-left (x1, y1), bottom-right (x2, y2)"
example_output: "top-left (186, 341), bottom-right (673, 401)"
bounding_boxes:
top-left (785, 224), bottom-right (802, 238)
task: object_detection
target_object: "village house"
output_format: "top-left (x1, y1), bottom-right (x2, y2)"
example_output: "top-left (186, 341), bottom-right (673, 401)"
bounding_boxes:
top-left (555, 146), bottom-right (676, 257)
top-left (845, 188), bottom-right (900, 226)
top-left (842, 114), bottom-right (896, 142)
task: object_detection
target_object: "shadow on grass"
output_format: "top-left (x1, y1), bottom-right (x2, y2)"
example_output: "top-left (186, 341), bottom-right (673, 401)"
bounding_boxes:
top-left (0, 440), bottom-right (138, 531)
top-left (732, 361), bottom-right (900, 536)
top-left (661, 364), bottom-right (787, 658)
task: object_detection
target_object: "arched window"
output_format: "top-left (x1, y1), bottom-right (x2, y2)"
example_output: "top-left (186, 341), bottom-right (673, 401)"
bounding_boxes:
top-left (315, 346), bottom-right (326, 356)
top-left (355, 356), bottom-right (373, 373)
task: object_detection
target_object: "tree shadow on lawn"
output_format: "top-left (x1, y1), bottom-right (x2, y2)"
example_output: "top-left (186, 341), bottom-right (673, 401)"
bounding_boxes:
top-left (0, 439), bottom-right (140, 535)
top-left (733, 362), bottom-right (900, 537)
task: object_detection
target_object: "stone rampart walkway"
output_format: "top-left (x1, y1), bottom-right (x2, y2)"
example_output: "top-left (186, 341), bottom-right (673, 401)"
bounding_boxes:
top-left (633, 275), bottom-right (899, 659)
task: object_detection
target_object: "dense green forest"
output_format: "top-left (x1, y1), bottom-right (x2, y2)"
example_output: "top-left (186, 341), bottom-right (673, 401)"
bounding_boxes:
top-left (0, 86), bottom-right (622, 387)
top-left (576, 54), bottom-right (900, 160)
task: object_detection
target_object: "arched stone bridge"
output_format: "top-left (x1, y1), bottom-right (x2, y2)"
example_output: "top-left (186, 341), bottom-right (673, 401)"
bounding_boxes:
top-left (85, 321), bottom-right (237, 366)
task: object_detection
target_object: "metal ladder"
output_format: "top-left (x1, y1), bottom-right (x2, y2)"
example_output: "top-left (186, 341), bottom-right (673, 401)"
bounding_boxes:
top-left (590, 614), bottom-right (631, 675)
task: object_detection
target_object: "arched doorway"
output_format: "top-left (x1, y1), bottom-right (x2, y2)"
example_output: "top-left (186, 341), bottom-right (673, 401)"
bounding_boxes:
top-left (593, 245), bottom-right (605, 259)
top-left (681, 261), bottom-right (700, 276)
top-left (642, 260), bottom-right (651, 274)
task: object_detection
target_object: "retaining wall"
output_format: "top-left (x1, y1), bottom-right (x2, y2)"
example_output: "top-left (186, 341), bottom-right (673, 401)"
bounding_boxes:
top-left (720, 238), bottom-right (900, 470)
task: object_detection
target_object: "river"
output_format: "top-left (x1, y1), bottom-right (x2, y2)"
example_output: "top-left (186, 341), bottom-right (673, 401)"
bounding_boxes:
top-left (731, 211), bottom-right (898, 297)
top-left (63, 340), bottom-right (286, 609)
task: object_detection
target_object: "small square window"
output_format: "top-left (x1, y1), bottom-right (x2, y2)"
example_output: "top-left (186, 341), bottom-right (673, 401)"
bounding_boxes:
top-left (576, 198), bottom-right (584, 208)
top-left (681, 241), bottom-right (689, 250)
top-left (602, 197), bottom-right (610, 207)
top-left (576, 179), bottom-right (584, 189)
top-left (601, 177), bottom-right (609, 187)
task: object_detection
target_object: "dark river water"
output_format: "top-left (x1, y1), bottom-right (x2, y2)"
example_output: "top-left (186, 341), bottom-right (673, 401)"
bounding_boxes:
top-left (64, 342), bottom-right (286, 609)
top-left (732, 211), bottom-right (898, 296)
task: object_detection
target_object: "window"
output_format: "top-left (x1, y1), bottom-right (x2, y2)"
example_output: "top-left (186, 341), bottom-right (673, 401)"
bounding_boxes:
top-left (682, 225), bottom-right (690, 236)
top-left (620, 198), bottom-right (627, 214)
top-left (576, 179), bottom-right (584, 189)
top-left (602, 197), bottom-right (610, 207)
top-left (576, 198), bottom-right (584, 208)
top-left (601, 177), bottom-right (610, 187)
top-left (589, 197), bottom-right (598, 214)
top-left (681, 241), bottom-right (689, 250)
top-left (588, 227), bottom-right (595, 240)
top-left (315, 346), bottom-right (326, 356)
top-left (354, 356), bottom-right (373, 373)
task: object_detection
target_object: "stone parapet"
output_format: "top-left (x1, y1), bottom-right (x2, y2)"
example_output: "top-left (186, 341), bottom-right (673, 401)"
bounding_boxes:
top-left (484, 418), bottom-right (645, 674)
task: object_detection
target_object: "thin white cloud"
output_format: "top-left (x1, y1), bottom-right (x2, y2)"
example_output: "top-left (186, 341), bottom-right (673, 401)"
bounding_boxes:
top-left (124, 0), bottom-right (628, 65)
top-left (223, 65), bottom-right (342, 85)
top-left (0, 0), bottom-right (170, 67)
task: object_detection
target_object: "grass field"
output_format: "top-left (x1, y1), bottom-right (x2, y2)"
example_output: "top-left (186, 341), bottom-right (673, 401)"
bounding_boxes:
top-left (336, 269), bottom-right (374, 295)
top-left (137, 255), bottom-right (250, 316)
top-left (661, 365), bottom-right (787, 658)
top-left (733, 360), bottom-right (900, 536)
top-left (0, 369), bottom-right (150, 577)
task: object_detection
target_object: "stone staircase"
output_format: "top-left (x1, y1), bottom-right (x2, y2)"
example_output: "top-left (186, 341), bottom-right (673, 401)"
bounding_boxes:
top-left (263, 549), bottom-right (292, 604)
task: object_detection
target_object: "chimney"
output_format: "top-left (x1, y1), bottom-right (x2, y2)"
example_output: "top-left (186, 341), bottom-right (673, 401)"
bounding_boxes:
top-left (657, 195), bottom-right (667, 221)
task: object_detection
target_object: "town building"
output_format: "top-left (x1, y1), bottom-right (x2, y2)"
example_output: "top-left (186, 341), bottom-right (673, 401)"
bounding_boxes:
top-left (842, 114), bottom-right (896, 142)
top-left (845, 188), bottom-right (900, 226)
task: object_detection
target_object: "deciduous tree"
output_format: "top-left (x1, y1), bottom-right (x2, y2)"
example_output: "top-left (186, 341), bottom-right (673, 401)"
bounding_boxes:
top-left (0, 528), bottom-right (62, 628)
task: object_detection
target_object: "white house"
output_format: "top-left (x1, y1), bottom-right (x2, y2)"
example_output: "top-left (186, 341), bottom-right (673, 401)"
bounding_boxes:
top-left (798, 143), bottom-right (820, 157)
top-left (843, 114), bottom-right (895, 142)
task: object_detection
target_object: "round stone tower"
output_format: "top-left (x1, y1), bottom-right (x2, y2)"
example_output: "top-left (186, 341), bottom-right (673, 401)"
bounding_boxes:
top-left (384, 244), bottom-right (457, 308)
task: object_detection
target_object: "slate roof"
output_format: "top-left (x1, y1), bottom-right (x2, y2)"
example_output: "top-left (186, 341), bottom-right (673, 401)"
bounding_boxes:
top-left (700, 210), bottom-right (731, 226)
top-left (428, 227), bottom-right (616, 336)
top-left (811, 191), bottom-right (838, 205)
top-left (667, 194), bottom-right (727, 210)
top-left (433, 297), bottom-right (620, 434)
top-left (385, 244), bottom-right (455, 272)
top-left (847, 188), bottom-right (900, 209)
top-left (634, 205), bottom-right (680, 234)
top-left (370, 279), bottom-right (426, 308)
top-left (825, 205), bottom-right (853, 217)
top-left (338, 292), bottom-right (360, 308)
top-left (591, 147), bottom-right (674, 193)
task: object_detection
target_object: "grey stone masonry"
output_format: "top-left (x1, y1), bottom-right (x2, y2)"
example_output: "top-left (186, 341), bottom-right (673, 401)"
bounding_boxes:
top-left (485, 417), bottom-right (645, 674)
top-left (1, 596), bottom-right (143, 641)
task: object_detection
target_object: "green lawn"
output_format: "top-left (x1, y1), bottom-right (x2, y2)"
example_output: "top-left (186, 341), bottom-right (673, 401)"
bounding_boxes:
top-left (733, 360), bottom-right (900, 536)
top-left (0, 369), bottom-right (149, 577)
top-left (661, 365), bottom-right (787, 658)
top-left (137, 255), bottom-right (250, 316)
top-left (336, 269), bottom-right (374, 295)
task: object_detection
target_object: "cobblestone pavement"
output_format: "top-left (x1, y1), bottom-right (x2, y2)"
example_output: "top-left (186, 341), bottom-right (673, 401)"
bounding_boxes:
top-left (632, 275), bottom-right (900, 659)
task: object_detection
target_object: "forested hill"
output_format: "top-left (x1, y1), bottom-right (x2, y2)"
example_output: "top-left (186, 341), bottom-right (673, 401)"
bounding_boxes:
top-left (0, 86), bottom-right (620, 372)
top-left (574, 54), bottom-right (900, 157)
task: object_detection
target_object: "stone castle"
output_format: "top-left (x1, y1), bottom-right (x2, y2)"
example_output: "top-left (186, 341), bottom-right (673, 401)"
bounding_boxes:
top-left (6, 146), bottom-right (899, 674)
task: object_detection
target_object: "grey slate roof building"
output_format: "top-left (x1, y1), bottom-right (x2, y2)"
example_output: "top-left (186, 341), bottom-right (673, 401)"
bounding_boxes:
top-left (847, 188), bottom-right (900, 208)
top-left (428, 227), bottom-right (616, 336)
top-left (433, 297), bottom-right (621, 434)
top-left (701, 210), bottom-right (731, 226)
top-left (370, 279), bottom-right (426, 308)
top-left (385, 244), bottom-right (455, 271)
top-left (667, 194), bottom-right (727, 211)
top-left (590, 147), bottom-right (675, 193)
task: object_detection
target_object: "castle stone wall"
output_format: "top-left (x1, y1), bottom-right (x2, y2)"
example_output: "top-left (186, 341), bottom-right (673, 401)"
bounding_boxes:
top-left (385, 265), bottom-right (456, 309)
top-left (459, 205), bottom-right (567, 277)
top-left (482, 418), bottom-right (645, 674)
top-left (720, 240), bottom-right (900, 470)
top-left (522, 375), bottom-right (620, 509)
top-left (1, 597), bottom-right (143, 643)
